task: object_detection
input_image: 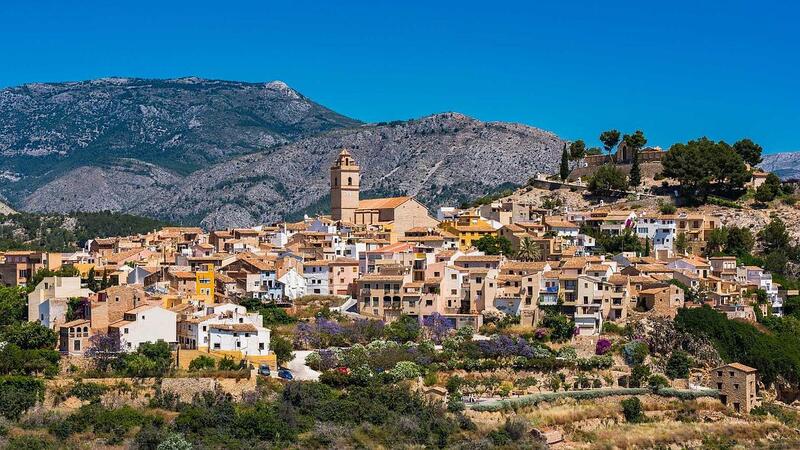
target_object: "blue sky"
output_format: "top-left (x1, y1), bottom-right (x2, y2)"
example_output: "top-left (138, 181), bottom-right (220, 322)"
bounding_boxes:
top-left (1, 0), bottom-right (797, 152)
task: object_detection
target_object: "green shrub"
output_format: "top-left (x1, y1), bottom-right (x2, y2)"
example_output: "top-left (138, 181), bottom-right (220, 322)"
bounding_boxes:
top-left (188, 355), bottom-right (216, 372)
top-left (217, 357), bottom-right (240, 371)
top-left (602, 322), bottom-right (626, 335)
top-left (630, 364), bottom-right (651, 388)
top-left (621, 397), bottom-right (643, 422)
top-left (647, 374), bottom-right (670, 389)
top-left (0, 376), bottom-right (45, 420)
top-left (6, 435), bottom-right (58, 450)
top-left (666, 351), bottom-right (691, 379)
top-left (68, 381), bottom-right (108, 402)
top-left (622, 340), bottom-right (649, 365)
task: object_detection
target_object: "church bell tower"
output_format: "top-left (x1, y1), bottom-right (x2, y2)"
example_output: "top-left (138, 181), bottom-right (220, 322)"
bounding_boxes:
top-left (330, 148), bottom-right (360, 223)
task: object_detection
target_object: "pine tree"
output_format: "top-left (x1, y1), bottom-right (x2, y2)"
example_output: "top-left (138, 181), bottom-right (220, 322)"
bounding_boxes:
top-left (643, 236), bottom-right (650, 257)
top-left (560, 144), bottom-right (570, 181)
top-left (629, 146), bottom-right (641, 187)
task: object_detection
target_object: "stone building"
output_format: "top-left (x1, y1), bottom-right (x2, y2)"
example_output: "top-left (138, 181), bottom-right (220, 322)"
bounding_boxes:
top-left (711, 363), bottom-right (759, 413)
top-left (329, 149), bottom-right (438, 240)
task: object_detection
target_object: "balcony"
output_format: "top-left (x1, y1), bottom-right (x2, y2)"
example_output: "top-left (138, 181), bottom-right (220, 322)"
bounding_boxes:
top-left (542, 286), bottom-right (559, 294)
top-left (539, 294), bottom-right (558, 306)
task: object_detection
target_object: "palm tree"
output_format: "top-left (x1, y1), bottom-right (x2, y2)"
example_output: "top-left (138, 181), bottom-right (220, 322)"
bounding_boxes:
top-left (516, 237), bottom-right (541, 262)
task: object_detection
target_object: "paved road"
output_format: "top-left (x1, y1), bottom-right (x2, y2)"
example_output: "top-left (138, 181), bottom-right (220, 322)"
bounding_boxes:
top-left (286, 350), bottom-right (321, 381)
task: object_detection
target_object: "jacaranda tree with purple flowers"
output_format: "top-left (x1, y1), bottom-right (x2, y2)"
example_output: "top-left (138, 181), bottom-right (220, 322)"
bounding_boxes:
top-left (423, 313), bottom-right (453, 344)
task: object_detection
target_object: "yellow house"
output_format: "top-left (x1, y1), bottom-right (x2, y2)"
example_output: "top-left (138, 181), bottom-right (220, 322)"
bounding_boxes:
top-left (195, 264), bottom-right (215, 303)
top-left (73, 262), bottom-right (96, 279)
top-left (440, 214), bottom-right (497, 250)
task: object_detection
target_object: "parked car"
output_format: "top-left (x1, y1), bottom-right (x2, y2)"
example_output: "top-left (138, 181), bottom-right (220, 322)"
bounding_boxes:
top-left (258, 364), bottom-right (271, 377)
top-left (277, 368), bottom-right (293, 380)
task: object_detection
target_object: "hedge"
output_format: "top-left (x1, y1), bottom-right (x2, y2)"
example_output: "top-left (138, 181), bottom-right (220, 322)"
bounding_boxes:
top-left (470, 388), bottom-right (650, 411)
top-left (655, 388), bottom-right (719, 400)
top-left (469, 387), bottom-right (719, 412)
top-left (0, 376), bottom-right (45, 420)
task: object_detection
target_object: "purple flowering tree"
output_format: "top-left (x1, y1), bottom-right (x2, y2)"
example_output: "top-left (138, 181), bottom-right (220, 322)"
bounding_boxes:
top-left (423, 313), bottom-right (453, 344)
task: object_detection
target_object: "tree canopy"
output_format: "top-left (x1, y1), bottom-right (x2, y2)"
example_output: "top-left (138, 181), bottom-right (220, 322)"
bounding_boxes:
top-left (599, 130), bottom-right (621, 155)
top-left (569, 139), bottom-right (586, 160)
top-left (473, 235), bottom-right (513, 256)
top-left (587, 164), bottom-right (627, 194)
top-left (733, 138), bottom-right (763, 166)
top-left (661, 137), bottom-right (750, 201)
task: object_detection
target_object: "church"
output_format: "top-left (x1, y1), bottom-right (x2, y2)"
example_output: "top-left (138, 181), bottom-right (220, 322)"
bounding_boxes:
top-left (330, 149), bottom-right (439, 241)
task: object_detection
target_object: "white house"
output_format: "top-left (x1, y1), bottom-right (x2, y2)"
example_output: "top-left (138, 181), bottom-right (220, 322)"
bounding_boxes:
top-left (178, 303), bottom-right (271, 356)
top-left (303, 261), bottom-right (330, 295)
top-left (28, 277), bottom-right (93, 330)
top-left (635, 213), bottom-right (677, 251)
top-left (738, 266), bottom-right (782, 316)
top-left (208, 323), bottom-right (269, 356)
top-left (279, 268), bottom-right (306, 300)
top-left (110, 304), bottom-right (177, 351)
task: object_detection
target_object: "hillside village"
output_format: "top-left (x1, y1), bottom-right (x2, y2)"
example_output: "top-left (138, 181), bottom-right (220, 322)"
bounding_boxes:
top-left (2, 137), bottom-right (800, 448)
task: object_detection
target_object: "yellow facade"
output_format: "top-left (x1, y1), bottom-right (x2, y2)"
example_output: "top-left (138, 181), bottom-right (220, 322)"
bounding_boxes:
top-left (440, 215), bottom-right (497, 250)
top-left (195, 264), bottom-right (215, 303)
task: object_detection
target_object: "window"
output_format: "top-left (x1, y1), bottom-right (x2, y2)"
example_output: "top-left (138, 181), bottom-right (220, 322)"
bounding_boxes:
top-left (202, 325), bottom-right (207, 332)
top-left (124, 328), bottom-right (129, 334)
top-left (236, 341), bottom-right (241, 348)
top-left (347, 176), bottom-right (352, 185)
top-left (259, 343), bottom-right (265, 350)
top-left (74, 340), bottom-right (81, 351)
top-left (214, 343), bottom-right (221, 349)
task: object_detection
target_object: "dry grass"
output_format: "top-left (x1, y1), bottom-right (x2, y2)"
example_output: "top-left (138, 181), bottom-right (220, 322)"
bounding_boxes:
top-left (520, 397), bottom-right (724, 427)
top-left (582, 419), bottom-right (787, 449)
top-left (499, 324), bottom-right (538, 336)
top-left (523, 402), bottom-right (620, 426)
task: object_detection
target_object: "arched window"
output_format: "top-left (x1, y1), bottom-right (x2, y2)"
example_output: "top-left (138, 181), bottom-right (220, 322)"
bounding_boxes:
top-left (347, 176), bottom-right (352, 186)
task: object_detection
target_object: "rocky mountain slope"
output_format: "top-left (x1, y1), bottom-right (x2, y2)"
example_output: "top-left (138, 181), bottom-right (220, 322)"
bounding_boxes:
top-left (1, 77), bottom-right (567, 228)
top-left (24, 112), bottom-right (566, 228)
top-left (761, 152), bottom-right (800, 180)
top-left (0, 77), bottom-right (360, 202)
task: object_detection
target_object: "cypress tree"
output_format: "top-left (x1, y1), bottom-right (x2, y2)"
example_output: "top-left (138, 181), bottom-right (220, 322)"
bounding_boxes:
top-left (560, 144), bottom-right (570, 181)
top-left (629, 146), bottom-right (641, 187)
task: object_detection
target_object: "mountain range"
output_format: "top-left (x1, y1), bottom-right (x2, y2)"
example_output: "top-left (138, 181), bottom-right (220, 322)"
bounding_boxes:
top-left (760, 152), bottom-right (800, 180)
top-left (0, 77), bottom-right (566, 228)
